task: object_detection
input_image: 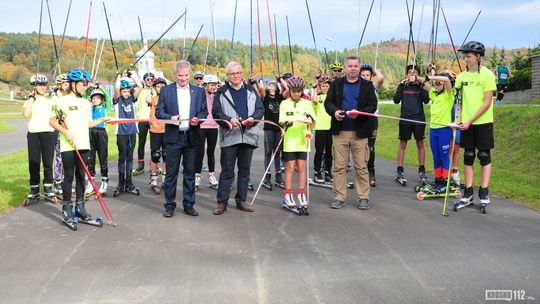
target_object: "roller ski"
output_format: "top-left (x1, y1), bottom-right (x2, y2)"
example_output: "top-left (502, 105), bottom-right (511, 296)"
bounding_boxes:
top-left (453, 187), bottom-right (474, 211)
top-left (307, 178), bottom-right (354, 190)
top-left (84, 179), bottom-right (95, 199)
top-left (297, 192), bottom-right (310, 216)
top-left (53, 180), bottom-right (63, 198)
top-left (194, 173), bottom-right (201, 191)
top-left (247, 182), bottom-right (254, 192)
top-left (395, 171), bottom-right (407, 186)
top-left (75, 201), bottom-right (103, 227)
top-left (22, 185), bottom-right (40, 206)
top-left (273, 173), bottom-right (285, 190)
top-left (132, 166), bottom-right (145, 176)
top-left (414, 179), bottom-right (461, 200)
top-left (418, 170), bottom-right (428, 185)
top-left (43, 184), bottom-right (58, 203)
top-left (150, 173), bottom-right (161, 194)
top-left (208, 172), bottom-right (219, 190)
top-left (61, 203), bottom-right (77, 231)
top-left (262, 174), bottom-right (273, 191)
top-left (478, 187), bottom-right (490, 214)
top-left (282, 192), bottom-right (301, 215)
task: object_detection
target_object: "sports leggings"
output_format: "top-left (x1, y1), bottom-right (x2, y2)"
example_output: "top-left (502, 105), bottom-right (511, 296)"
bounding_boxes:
top-left (27, 131), bottom-right (56, 186)
top-left (61, 150), bottom-right (89, 203)
top-left (195, 128), bottom-right (218, 173)
top-left (429, 127), bottom-right (453, 179)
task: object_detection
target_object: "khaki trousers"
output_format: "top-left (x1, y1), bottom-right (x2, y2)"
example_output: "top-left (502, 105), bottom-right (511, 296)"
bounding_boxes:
top-left (332, 131), bottom-right (370, 201)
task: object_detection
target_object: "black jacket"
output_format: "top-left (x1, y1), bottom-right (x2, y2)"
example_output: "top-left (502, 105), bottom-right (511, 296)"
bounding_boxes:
top-left (324, 76), bottom-right (378, 139)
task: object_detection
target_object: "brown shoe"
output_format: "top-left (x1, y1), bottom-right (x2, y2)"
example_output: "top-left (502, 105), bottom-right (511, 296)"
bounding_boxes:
top-left (236, 202), bottom-right (253, 212)
top-left (213, 203), bottom-right (227, 215)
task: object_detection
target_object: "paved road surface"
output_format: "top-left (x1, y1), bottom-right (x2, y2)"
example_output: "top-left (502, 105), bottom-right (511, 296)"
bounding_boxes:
top-left (0, 119), bottom-right (28, 156)
top-left (0, 145), bottom-right (538, 303)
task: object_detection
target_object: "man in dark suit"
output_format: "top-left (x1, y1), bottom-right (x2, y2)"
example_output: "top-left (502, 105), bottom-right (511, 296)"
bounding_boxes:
top-left (156, 60), bottom-right (208, 218)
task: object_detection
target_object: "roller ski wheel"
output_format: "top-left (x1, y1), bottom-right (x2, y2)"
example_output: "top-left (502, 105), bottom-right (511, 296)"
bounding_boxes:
top-left (297, 193), bottom-right (310, 216)
top-left (247, 183), bottom-right (254, 192)
top-left (44, 195), bottom-right (58, 204)
top-left (209, 184), bottom-right (218, 190)
top-left (369, 178), bottom-right (376, 187)
top-left (300, 206), bottom-right (310, 216)
top-left (126, 186), bottom-right (140, 196)
top-left (22, 195), bottom-right (40, 207)
top-left (414, 185), bottom-right (421, 192)
top-left (347, 182), bottom-right (354, 189)
top-left (132, 168), bottom-right (145, 176)
top-left (480, 203), bottom-right (488, 214)
top-left (112, 186), bottom-right (124, 197)
top-left (62, 206), bottom-right (77, 231)
top-left (78, 216), bottom-right (104, 227)
top-left (417, 191), bottom-right (425, 201)
top-left (262, 181), bottom-right (272, 191)
top-left (453, 199), bottom-right (474, 212)
top-left (274, 181), bottom-right (285, 190)
top-left (395, 177), bottom-right (406, 187)
top-left (282, 201), bottom-right (301, 215)
top-left (152, 185), bottom-right (161, 194)
top-left (308, 178), bottom-right (332, 189)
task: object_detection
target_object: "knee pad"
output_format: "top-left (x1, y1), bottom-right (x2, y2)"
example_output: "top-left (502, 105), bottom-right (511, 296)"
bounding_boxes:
top-left (464, 149), bottom-right (475, 166)
top-left (477, 150), bottom-right (491, 166)
top-left (161, 149), bottom-right (166, 162)
top-left (151, 150), bottom-right (161, 163)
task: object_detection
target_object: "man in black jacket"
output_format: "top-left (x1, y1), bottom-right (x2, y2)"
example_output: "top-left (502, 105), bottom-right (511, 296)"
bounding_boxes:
top-left (325, 55), bottom-right (378, 210)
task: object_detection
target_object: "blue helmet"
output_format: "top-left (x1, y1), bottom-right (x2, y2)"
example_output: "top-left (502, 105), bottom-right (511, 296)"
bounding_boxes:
top-left (120, 80), bottom-right (132, 90)
top-left (67, 69), bottom-right (92, 83)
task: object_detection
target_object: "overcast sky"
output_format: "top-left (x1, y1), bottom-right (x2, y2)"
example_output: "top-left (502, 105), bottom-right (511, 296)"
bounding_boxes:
top-left (3, 0), bottom-right (540, 51)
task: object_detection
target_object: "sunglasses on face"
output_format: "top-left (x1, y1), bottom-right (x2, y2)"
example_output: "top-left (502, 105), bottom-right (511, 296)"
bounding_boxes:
top-left (194, 77), bottom-right (203, 80)
top-left (332, 69), bottom-right (342, 73)
top-left (145, 78), bottom-right (154, 81)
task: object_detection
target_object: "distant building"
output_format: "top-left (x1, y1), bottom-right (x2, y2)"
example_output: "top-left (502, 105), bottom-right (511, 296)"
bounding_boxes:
top-left (531, 54), bottom-right (540, 98)
top-left (135, 40), bottom-right (166, 81)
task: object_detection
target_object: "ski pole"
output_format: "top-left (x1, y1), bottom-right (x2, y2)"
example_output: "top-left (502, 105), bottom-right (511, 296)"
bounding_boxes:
top-left (266, 0), bottom-right (277, 72)
top-left (90, 38), bottom-right (99, 79)
top-left (35, 0), bottom-right (44, 76)
top-left (45, 0), bottom-right (61, 76)
top-left (133, 10), bottom-right (187, 66)
top-left (182, 7), bottom-right (187, 59)
top-left (374, 0), bottom-right (383, 70)
top-left (53, 0), bottom-right (72, 79)
top-left (203, 31), bottom-right (211, 73)
top-left (274, 14), bottom-right (280, 75)
top-left (94, 38), bottom-right (105, 80)
top-left (450, 10), bottom-right (481, 69)
top-left (305, 0), bottom-right (321, 67)
top-left (440, 5), bottom-right (462, 71)
top-left (57, 117), bottom-right (116, 226)
top-left (256, 0), bottom-right (264, 76)
top-left (230, 0), bottom-right (239, 62)
top-left (185, 24), bottom-right (204, 61)
top-left (286, 16), bottom-right (294, 75)
top-left (405, 0), bottom-right (416, 67)
top-left (250, 0), bottom-right (253, 73)
top-left (119, 15), bottom-right (134, 56)
top-left (82, 1), bottom-right (93, 70)
top-left (137, 16), bottom-right (150, 73)
top-left (248, 120), bottom-right (285, 207)
top-left (356, 0), bottom-right (375, 55)
top-left (103, 2), bottom-right (119, 71)
top-left (412, 0), bottom-right (426, 69)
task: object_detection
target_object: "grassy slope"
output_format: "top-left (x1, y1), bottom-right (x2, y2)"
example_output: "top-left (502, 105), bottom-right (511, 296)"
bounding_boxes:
top-left (376, 104), bottom-right (540, 209)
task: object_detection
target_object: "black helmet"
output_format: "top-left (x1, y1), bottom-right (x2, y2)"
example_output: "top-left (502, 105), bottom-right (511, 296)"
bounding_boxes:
top-left (458, 41), bottom-right (485, 57)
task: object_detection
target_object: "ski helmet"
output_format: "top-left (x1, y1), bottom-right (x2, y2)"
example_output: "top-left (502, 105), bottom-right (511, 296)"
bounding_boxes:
top-left (458, 41), bottom-right (485, 57)
top-left (282, 72), bottom-right (293, 79)
top-left (120, 80), bottom-right (132, 90)
top-left (30, 74), bottom-right (48, 85)
top-left (287, 76), bottom-right (305, 90)
top-left (194, 71), bottom-right (204, 78)
top-left (90, 89), bottom-right (105, 99)
top-left (143, 72), bottom-right (155, 80)
top-left (67, 69), bottom-right (92, 83)
top-left (330, 61), bottom-right (344, 70)
top-left (360, 64), bottom-right (374, 75)
top-left (203, 74), bottom-right (219, 84)
top-left (152, 77), bottom-right (167, 86)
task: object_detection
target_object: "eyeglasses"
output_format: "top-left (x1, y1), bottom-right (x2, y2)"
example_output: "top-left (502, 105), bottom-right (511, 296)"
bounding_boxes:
top-left (227, 72), bottom-right (243, 76)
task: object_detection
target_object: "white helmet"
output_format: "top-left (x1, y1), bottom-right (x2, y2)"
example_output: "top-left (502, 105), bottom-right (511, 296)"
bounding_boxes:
top-left (30, 74), bottom-right (49, 85)
top-left (193, 71), bottom-right (205, 78)
top-left (203, 74), bottom-right (219, 84)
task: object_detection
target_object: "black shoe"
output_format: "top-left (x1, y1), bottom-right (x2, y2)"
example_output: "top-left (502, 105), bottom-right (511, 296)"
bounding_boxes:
top-left (163, 209), bottom-right (175, 218)
top-left (184, 206), bottom-right (199, 216)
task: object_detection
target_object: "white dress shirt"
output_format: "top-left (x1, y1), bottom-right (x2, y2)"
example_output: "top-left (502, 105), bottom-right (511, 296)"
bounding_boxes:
top-left (176, 83), bottom-right (191, 131)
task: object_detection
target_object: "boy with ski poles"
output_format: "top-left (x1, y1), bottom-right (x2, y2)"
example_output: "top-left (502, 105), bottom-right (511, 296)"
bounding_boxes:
top-left (22, 74), bottom-right (57, 205)
top-left (279, 76), bottom-right (316, 215)
top-left (112, 71), bottom-right (143, 197)
top-left (359, 64), bottom-right (384, 187)
top-left (84, 88), bottom-right (112, 198)
top-left (148, 77), bottom-right (168, 194)
top-left (393, 64), bottom-right (430, 186)
top-left (133, 72), bottom-right (155, 176)
top-left (49, 69), bottom-right (110, 230)
top-left (311, 71), bottom-right (333, 184)
top-left (454, 41), bottom-right (497, 214)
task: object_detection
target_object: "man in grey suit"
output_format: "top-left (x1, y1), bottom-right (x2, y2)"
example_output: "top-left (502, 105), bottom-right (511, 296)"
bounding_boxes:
top-left (156, 60), bottom-right (208, 218)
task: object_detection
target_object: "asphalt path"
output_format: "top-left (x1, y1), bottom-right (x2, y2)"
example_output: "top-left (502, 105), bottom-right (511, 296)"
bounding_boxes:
top-left (0, 138), bottom-right (538, 303)
top-left (0, 119), bottom-right (28, 156)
